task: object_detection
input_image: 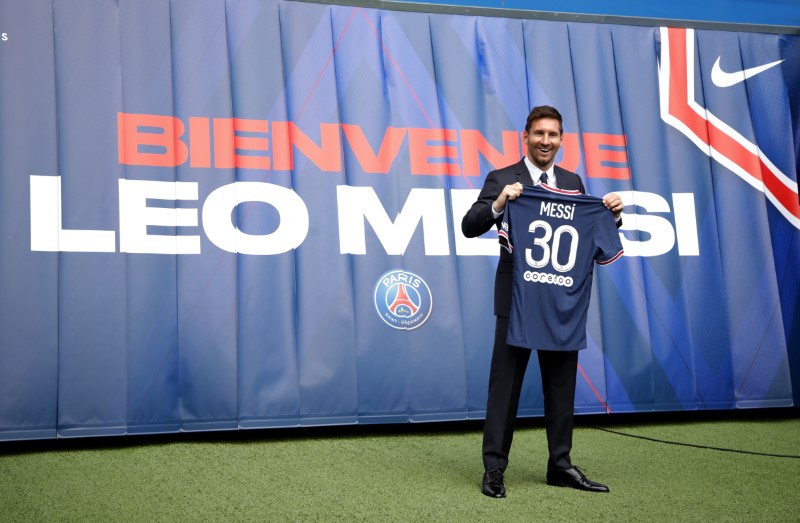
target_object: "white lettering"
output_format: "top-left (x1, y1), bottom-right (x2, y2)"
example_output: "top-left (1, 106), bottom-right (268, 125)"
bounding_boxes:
top-left (30, 178), bottom-right (699, 259)
top-left (672, 193), bottom-right (700, 256)
top-left (526, 220), bottom-right (552, 268)
top-left (617, 191), bottom-right (675, 257)
top-left (337, 186), bottom-right (449, 255)
top-left (540, 201), bottom-right (576, 220)
top-left (30, 175), bottom-right (116, 252)
top-left (524, 220), bottom-right (578, 271)
top-left (450, 189), bottom-right (498, 256)
top-left (119, 179), bottom-right (200, 254)
top-left (523, 270), bottom-right (574, 287)
top-left (550, 224), bottom-right (578, 272)
top-left (203, 182), bottom-right (309, 255)
top-left (617, 191), bottom-right (699, 257)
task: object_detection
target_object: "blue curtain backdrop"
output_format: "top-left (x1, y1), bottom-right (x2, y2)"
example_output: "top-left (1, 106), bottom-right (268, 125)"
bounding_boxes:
top-left (0, 0), bottom-right (798, 440)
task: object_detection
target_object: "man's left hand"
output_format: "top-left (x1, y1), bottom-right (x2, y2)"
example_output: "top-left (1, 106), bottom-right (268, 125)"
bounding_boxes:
top-left (602, 193), bottom-right (624, 219)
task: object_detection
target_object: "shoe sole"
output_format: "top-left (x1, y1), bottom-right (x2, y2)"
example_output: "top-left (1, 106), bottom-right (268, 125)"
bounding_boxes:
top-left (547, 481), bottom-right (609, 492)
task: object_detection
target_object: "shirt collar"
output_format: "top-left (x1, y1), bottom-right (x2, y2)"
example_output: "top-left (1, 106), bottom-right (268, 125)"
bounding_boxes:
top-left (523, 156), bottom-right (554, 184)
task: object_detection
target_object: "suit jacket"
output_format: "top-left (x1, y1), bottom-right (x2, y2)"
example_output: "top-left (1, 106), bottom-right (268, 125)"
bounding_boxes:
top-left (461, 158), bottom-right (587, 318)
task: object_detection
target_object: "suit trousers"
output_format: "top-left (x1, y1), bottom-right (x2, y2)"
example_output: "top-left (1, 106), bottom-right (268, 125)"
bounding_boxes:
top-left (482, 316), bottom-right (578, 473)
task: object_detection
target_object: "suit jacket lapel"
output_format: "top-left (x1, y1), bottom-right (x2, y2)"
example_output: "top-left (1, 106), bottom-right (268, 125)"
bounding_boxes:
top-left (513, 158), bottom-right (531, 185)
top-left (554, 166), bottom-right (567, 189)
top-left (554, 166), bottom-right (581, 191)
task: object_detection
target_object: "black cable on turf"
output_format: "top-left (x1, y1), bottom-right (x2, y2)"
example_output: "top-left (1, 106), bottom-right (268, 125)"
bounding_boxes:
top-left (589, 426), bottom-right (800, 459)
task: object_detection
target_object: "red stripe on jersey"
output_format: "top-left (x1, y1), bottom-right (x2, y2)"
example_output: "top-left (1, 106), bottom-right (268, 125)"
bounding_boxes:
top-left (596, 249), bottom-right (624, 265)
top-left (539, 183), bottom-right (582, 196)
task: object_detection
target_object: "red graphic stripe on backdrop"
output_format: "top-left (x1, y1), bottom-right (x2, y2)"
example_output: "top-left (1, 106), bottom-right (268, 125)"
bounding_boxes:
top-left (578, 363), bottom-right (612, 413)
top-left (665, 27), bottom-right (800, 223)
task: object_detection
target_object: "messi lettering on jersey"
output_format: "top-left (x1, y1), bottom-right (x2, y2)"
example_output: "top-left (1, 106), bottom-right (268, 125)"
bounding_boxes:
top-left (501, 184), bottom-right (624, 352)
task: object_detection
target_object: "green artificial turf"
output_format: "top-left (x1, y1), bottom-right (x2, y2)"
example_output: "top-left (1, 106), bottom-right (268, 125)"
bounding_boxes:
top-left (1, 415), bottom-right (798, 521)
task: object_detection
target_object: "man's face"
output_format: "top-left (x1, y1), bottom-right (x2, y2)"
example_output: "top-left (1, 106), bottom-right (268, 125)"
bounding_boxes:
top-left (523, 117), bottom-right (562, 170)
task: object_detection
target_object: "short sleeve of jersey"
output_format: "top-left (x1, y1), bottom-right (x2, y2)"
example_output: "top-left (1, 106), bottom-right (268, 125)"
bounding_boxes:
top-left (590, 202), bottom-right (624, 266)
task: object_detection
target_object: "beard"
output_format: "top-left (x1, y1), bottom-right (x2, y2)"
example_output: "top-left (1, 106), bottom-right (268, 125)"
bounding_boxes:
top-left (528, 146), bottom-right (557, 168)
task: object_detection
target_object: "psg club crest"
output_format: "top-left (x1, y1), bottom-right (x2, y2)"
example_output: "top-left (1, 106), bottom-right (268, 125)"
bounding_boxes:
top-left (373, 269), bottom-right (433, 330)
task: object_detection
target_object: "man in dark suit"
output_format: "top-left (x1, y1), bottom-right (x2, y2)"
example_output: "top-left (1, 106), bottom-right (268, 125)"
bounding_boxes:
top-left (461, 106), bottom-right (623, 498)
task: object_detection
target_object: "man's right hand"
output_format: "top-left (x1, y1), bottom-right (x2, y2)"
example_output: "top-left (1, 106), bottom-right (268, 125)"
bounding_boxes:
top-left (492, 182), bottom-right (524, 214)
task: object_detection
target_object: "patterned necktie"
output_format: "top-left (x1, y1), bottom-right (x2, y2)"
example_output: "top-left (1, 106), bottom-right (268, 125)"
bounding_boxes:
top-left (539, 172), bottom-right (548, 186)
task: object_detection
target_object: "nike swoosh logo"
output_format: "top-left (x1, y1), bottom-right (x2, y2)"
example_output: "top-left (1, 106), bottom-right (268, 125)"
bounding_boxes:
top-left (711, 57), bottom-right (784, 87)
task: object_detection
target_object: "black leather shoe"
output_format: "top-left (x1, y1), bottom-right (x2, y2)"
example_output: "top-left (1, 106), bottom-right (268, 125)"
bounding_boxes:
top-left (546, 466), bottom-right (609, 493)
top-left (482, 469), bottom-right (506, 498)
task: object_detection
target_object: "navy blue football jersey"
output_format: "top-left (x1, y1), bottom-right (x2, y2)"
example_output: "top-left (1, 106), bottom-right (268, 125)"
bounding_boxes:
top-left (500, 184), bottom-right (624, 351)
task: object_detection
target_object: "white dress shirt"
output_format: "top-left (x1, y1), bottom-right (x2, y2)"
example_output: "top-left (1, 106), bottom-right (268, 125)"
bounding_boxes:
top-left (525, 156), bottom-right (556, 188)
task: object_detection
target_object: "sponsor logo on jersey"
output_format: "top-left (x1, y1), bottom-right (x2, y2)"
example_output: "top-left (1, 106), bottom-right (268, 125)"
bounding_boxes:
top-left (498, 221), bottom-right (512, 253)
top-left (373, 269), bottom-right (432, 330)
top-left (523, 270), bottom-right (574, 287)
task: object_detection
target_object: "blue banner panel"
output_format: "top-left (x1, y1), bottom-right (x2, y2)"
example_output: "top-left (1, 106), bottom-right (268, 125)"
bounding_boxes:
top-left (119, 0), bottom-right (182, 434)
top-left (53, 0), bottom-right (128, 437)
top-left (0, 0), bottom-right (797, 441)
top-left (0, 0), bottom-right (59, 441)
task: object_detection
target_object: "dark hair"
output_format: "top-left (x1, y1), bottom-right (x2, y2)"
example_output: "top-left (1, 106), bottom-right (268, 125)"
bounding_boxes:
top-left (525, 105), bottom-right (563, 134)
